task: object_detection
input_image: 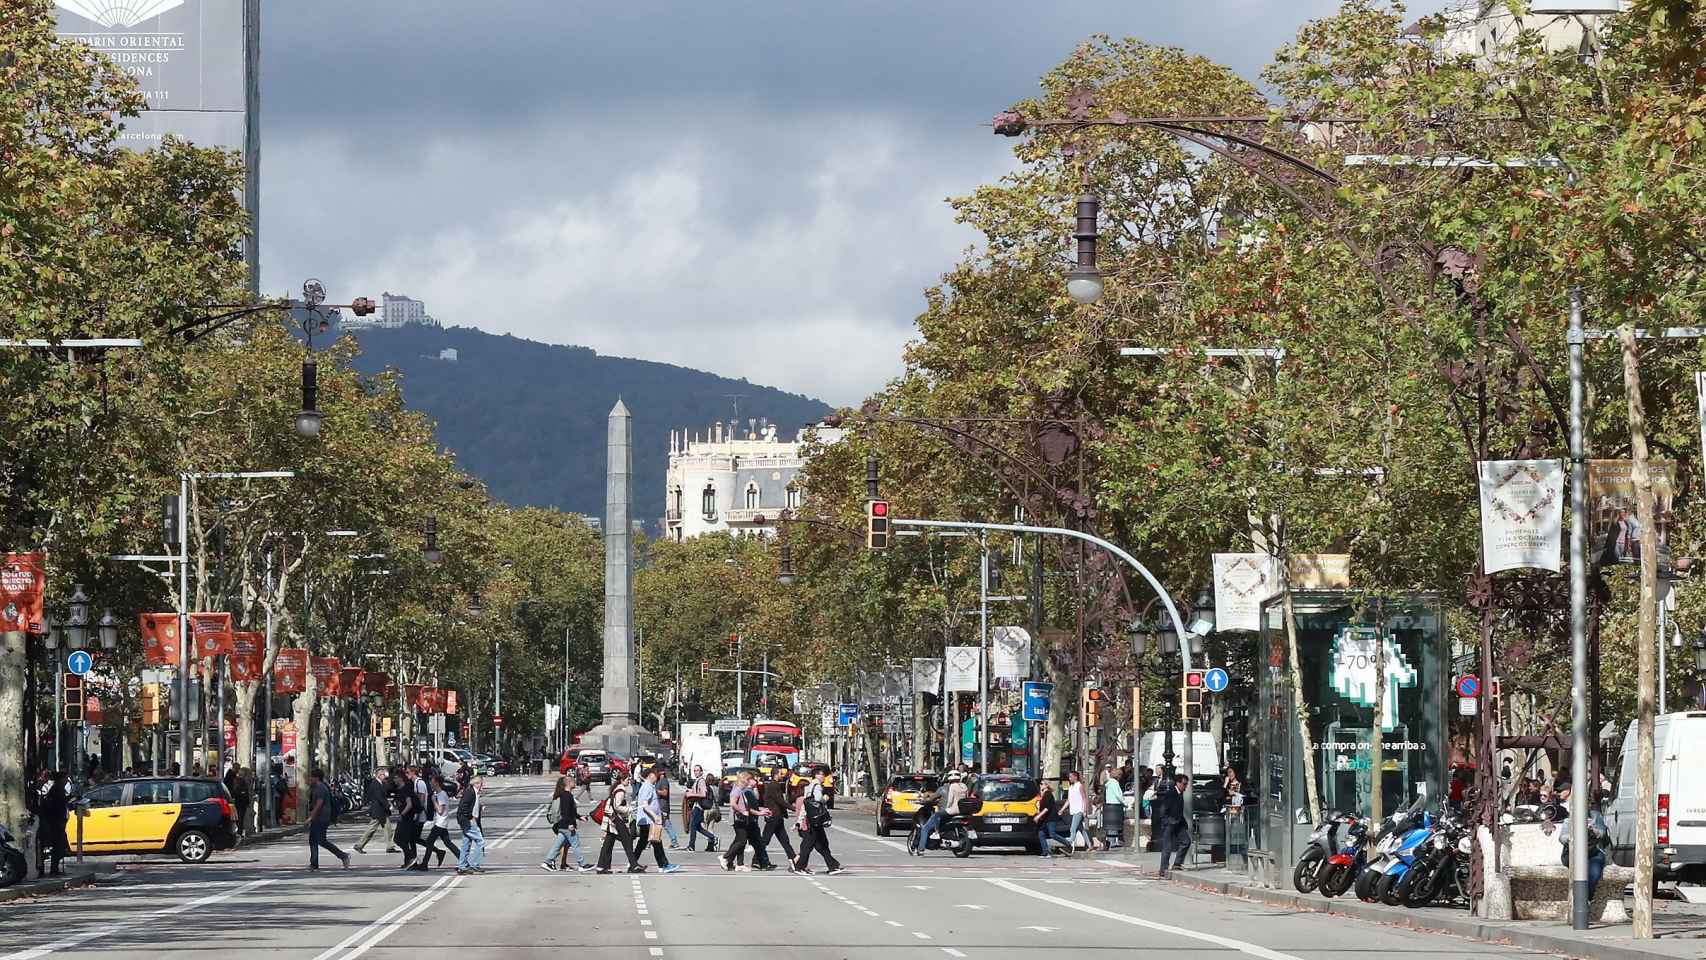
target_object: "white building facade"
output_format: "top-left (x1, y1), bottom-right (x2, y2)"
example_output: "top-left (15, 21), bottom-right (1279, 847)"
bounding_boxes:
top-left (664, 419), bottom-right (843, 540)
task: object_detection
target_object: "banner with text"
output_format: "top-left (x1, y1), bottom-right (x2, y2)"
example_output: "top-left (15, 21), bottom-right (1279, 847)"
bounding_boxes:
top-left (991, 626), bottom-right (1031, 681)
top-left (273, 648), bottom-right (307, 693)
top-left (340, 667), bottom-right (364, 700)
top-left (1212, 553), bottom-right (1279, 632)
top-left (229, 631), bottom-right (262, 681)
top-left (944, 646), bottom-right (982, 693)
top-left (188, 612), bottom-right (235, 658)
top-left (911, 658), bottom-right (942, 697)
top-left (1588, 459), bottom-right (1678, 565)
top-left (140, 612), bottom-right (180, 665)
top-left (310, 656), bottom-right (341, 696)
top-left (1477, 459), bottom-right (1564, 574)
top-left (0, 553), bottom-right (45, 634)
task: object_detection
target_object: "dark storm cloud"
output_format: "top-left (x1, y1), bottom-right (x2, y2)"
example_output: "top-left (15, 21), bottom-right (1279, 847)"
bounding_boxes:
top-left (258, 1), bottom-right (1452, 404)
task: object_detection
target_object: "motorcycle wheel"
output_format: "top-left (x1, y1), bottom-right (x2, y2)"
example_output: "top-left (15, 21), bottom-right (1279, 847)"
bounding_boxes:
top-left (952, 833), bottom-right (973, 859)
top-left (0, 851), bottom-right (23, 888)
top-left (1401, 863), bottom-right (1437, 908)
top-left (1318, 862), bottom-right (1351, 898)
top-left (1376, 868), bottom-right (1407, 906)
top-left (1354, 864), bottom-right (1383, 902)
top-left (1292, 846), bottom-right (1326, 894)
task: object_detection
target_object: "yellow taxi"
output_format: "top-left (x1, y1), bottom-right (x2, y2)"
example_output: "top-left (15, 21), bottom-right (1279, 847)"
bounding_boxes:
top-left (965, 774), bottom-right (1042, 851)
top-left (876, 772), bottom-right (940, 837)
top-left (69, 777), bottom-right (240, 863)
top-left (788, 761), bottom-right (838, 806)
top-left (718, 765), bottom-right (759, 804)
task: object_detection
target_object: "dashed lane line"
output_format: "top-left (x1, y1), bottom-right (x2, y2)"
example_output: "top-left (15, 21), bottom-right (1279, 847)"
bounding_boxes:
top-left (943, 950), bottom-right (969, 958)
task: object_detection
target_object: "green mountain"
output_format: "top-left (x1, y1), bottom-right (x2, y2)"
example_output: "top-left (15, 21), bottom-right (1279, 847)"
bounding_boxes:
top-left (346, 325), bottom-right (832, 522)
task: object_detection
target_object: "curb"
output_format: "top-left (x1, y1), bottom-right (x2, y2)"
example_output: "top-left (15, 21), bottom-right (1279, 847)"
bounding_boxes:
top-left (0, 864), bottom-right (114, 903)
top-left (1170, 873), bottom-right (1682, 960)
top-left (237, 824), bottom-right (309, 848)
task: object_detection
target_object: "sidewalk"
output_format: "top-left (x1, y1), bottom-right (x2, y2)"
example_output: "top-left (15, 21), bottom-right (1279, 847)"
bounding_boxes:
top-left (1163, 864), bottom-right (1706, 960)
top-left (0, 862), bottom-right (117, 904)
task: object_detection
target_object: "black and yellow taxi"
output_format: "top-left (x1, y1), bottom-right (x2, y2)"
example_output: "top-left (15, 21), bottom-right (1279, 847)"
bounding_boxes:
top-left (875, 772), bottom-right (940, 837)
top-left (69, 777), bottom-right (239, 863)
top-left (789, 761), bottom-right (837, 807)
top-left (718, 765), bottom-right (759, 804)
top-left (965, 774), bottom-right (1041, 850)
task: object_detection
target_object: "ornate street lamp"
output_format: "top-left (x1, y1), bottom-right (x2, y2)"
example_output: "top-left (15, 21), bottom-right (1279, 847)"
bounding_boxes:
top-left (777, 540), bottom-right (795, 586)
top-left (468, 591), bottom-right (484, 619)
top-left (42, 614), bottom-right (60, 651)
top-left (422, 514), bottom-right (442, 566)
top-left (1187, 588), bottom-right (1216, 638)
top-left (97, 610), bottom-right (119, 650)
top-left (1066, 188), bottom-right (1104, 304)
top-left (65, 585), bottom-right (90, 649)
top-left (1694, 627), bottom-right (1706, 672)
top-left (295, 359), bottom-right (322, 439)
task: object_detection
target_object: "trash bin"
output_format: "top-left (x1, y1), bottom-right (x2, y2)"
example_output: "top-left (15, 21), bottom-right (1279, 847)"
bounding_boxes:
top-left (1192, 812), bottom-right (1226, 864)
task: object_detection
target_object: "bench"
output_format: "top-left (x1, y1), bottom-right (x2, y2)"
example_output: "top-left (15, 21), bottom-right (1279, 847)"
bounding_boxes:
top-left (1501, 822), bottom-right (1632, 923)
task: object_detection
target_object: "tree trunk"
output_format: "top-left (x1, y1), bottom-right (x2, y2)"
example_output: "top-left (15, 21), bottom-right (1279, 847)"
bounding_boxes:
top-left (1372, 600), bottom-right (1386, 827)
top-left (1620, 324), bottom-right (1658, 940)
top-left (1043, 648), bottom-right (1070, 780)
top-left (1281, 568), bottom-right (1323, 825)
top-left (291, 681), bottom-right (317, 823)
top-left (0, 631), bottom-right (26, 835)
top-left (233, 682), bottom-right (256, 781)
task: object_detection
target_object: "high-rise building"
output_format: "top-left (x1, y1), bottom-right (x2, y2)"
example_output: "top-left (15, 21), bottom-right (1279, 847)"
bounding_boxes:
top-left (664, 419), bottom-right (843, 541)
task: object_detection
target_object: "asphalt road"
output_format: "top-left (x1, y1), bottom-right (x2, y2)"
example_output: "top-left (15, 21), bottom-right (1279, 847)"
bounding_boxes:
top-left (0, 775), bottom-right (1566, 959)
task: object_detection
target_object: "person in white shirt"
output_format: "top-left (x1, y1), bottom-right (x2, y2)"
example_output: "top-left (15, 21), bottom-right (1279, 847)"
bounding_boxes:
top-left (1067, 771), bottom-right (1091, 851)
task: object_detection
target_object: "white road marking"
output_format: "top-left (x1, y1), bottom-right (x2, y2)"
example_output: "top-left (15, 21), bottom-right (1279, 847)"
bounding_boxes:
top-left (649, 950), bottom-right (664, 957)
top-left (988, 879), bottom-right (1306, 960)
top-left (832, 823), bottom-right (909, 852)
top-left (912, 932), bottom-right (934, 940)
top-left (955, 904), bottom-right (987, 910)
top-left (308, 876), bottom-right (453, 960)
top-left (490, 802), bottom-right (550, 848)
top-left (885, 920), bottom-right (903, 927)
top-left (906, 884), bottom-right (932, 890)
top-left (338, 875), bottom-right (466, 960)
top-left (645, 932), bottom-right (658, 940)
top-left (1018, 926), bottom-right (1059, 933)
top-left (943, 950), bottom-right (968, 958)
top-left (3, 879), bottom-right (277, 960)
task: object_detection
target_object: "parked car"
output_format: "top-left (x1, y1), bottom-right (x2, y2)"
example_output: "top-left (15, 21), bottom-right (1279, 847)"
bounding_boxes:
top-left (576, 750), bottom-right (613, 784)
top-left (877, 773), bottom-right (940, 836)
top-left (69, 777), bottom-right (239, 863)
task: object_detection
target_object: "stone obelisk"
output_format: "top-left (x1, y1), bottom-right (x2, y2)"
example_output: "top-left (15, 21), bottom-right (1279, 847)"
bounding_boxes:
top-left (585, 398), bottom-right (648, 753)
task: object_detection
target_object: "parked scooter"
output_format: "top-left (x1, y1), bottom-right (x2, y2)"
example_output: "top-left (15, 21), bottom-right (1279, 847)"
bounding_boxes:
top-left (1317, 815), bottom-right (1372, 898)
top-left (0, 816), bottom-right (30, 888)
top-left (1352, 792), bottom-right (1431, 903)
top-left (1294, 811), bottom-right (1360, 893)
top-left (1400, 812), bottom-right (1472, 907)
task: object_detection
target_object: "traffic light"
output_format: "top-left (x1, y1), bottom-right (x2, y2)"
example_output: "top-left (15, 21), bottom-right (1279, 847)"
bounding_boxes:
top-left (1181, 671), bottom-right (1204, 722)
top-left (701, 660), bottom-right (709, 677)
top-left (1490, 677), bottom-right (1503, 729)
top-left (63, 673), bottom-right (85, 723)
top-left (728, 634), bottom-right (739, 658)
top-left (866, 499), bottom-right (890, 550)
top-left (142, 683), bottom-right (160, 725)
top-left (161, 494), bottom-right (181, 548)
top-left (1082, 686), bottom-right (1105, 727)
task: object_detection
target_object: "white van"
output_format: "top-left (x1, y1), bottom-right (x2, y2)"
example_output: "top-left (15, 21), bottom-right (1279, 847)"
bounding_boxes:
top-left (1606, 711), bottom-right (1706, 883)
top-left (1136, 731), bottom-right (1221, 777)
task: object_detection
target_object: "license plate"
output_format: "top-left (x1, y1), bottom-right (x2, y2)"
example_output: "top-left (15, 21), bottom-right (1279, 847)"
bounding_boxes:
top-left (1000, 824), bottom-right (1013, 832)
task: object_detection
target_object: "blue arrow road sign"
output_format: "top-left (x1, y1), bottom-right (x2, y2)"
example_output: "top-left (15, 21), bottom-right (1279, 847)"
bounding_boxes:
top-left (1203, 667), bottom-right (1230, 694)
top-left (1021, 681), bottom-right (1054, 722)
top-left (66, 650), bottom-right (92, 677)
top-left (837, 703), bottom-right (860, 726)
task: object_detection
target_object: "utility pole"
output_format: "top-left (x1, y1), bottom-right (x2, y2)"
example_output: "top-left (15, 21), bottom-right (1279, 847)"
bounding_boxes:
top-left (979, 537), bottom-right (990, 773)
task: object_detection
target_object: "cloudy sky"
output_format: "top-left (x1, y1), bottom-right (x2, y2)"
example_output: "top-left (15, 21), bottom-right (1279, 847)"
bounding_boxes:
top-left (259, 1), bottom-right (1451, 406)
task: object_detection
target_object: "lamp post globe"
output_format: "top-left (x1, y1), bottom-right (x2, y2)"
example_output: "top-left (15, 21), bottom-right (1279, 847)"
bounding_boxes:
top-left (42, 614), bottom-right (60, 651)
top-left (98, 610), bottom-right (119, 650)
top-left (1128, 621), bottom-right (1149, 658)
top-left (1066, 266), bottom-right (1104, 304)
top-left (66, 584), bottom-right (90, 649)
top-left (777, 540), bottom-right (796, 586)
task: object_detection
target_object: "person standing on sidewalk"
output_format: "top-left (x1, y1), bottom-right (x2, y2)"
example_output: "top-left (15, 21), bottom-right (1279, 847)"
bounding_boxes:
top-left (792, 767), bottom-right (842, 875)
top-left (634, 767), bottom-right (682, 873)
top-left (1101, 766), bottom-right (1126, 850)
top-left (354, 768), bottom-right (393, 854)
top-left (35, 771), bottom-right (68, 878)
top-left (306, 768), bottom-right (350, 871)
top-left (542, 775), bottom-right (595, 872)
top-left (1152, 773), bottom-right (1190, 877)
top-left (455, 769), bottom-right (486, 875)
top-left (758, 766), bottom-right (798, 866)
top-left (596, 776), bottom-right (644, 874)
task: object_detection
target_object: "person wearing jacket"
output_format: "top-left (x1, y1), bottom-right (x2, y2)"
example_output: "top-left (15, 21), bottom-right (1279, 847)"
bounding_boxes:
top-left (35, 771), bottom-right (69, 878)
top-left (455, 769), bottom-right (486, 875)
top-left (634, 768), bottom-right (682, 873)
top-left (542, 775), bottom-right (595, 872)
top-left (758, 767), bottom-right (798, 865)
top-left (792, 767), bottom-right (842, 875)
top-left (721, 772), bottom-right (772, 871)
top-left (596, 778), bottom-right (644, 874)
top-left (682, 765), bottom-right (719, 851)
top-left (1152, 773), bottom-right (1190, 877)
top-left (354, 769), bottom-right (393, 854)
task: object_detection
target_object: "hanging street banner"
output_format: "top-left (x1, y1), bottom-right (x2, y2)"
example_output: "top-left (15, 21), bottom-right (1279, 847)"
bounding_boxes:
top-left (1288, 554), bottom-right (1351, 590)
top-left (403, 684), bottom-right (423, 713)
top-left (53, 0), bottom-right (248, 154)
top-left (0, 553), bottom-right (45, 634)
top-left (310, 656), bottom-right (342, 696)
top-left (1212, 553), bottom-right (1278, 632)
top-left (139, 613), bottom-right (181, 665)
top-left (944, 646), bottom-right (982, 692)
top-left (1476, 459), bottom-right (1564, 574)
top-left (362, 671), bottom-right (390, 699)
top-left (912, 658), bottom-right (943, 697)
top-left (188, 612), bottom-right (236, 658)
top-left (990, 626), bottom-right (1031, 681)
top-left (1588, 459), bottom-right (1678, 565)
top-left (229, 631), bottom-right (263, 681)
top-left (273, 648), bottom-right (307, 693)
top-left (340, 667), bottom-right (364, 700)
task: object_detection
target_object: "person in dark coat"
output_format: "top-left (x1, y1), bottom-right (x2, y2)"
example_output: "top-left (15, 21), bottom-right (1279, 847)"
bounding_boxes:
top-left (1152, 773), bottom-right (1190, 877)
top-left (36, 771), bottom-right (70, 877)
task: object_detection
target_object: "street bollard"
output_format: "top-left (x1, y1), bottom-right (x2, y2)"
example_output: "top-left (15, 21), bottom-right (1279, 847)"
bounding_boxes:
top-left (75, 800), bottom-right (86, 864)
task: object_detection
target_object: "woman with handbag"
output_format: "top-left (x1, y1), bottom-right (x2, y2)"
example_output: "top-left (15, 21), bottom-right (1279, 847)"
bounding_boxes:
top-left (595, 777), bottom-right (645, 874)
top-left (541, 775), bottom-right (594, 872)
top-left (683, 765), bottom-right (719, 852)
top-left (634, 767), bottom-right (682, 873)
top-left (418, 774), bottom-right (460, 868)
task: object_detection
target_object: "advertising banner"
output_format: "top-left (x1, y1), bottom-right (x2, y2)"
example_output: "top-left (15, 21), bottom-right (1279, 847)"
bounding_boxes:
top-left (1588, 459), bottom-right (1678, 564)
top-left (310, 656), bottom-right (341, 696)
top-left (139, 612), bottom-right (181, 665)
top-left (362, 671), bottom-right (390, 699)
top-left (1288, 554), bottom-right (1351, 590)
top-left (416, 686), bottom-right (439, 714)
top-left (86, 696), bottom-right (105, 725)
top-left (445, 689), bottom-right (458, 715)
top-left (53, 0), bottom-right (247, 152)
top-left (1476, 459), bottom-right (1565, 574)
top-left (340, 667), bottom-right (364, 700)
top-left (229, 630), bottom-right (263, 681)
top-left (188, 611), bottom-right (235, 658)
top-left (944, 646), bottom-right (981, 693)
top-left (911, 658), bottom-right (942, 697)
top-left (273, 648), bottom-right (307, 694)
top-left (990, 626), bottom-right (1031, 681)
top-left (1212, 553), bottom-right (1279, 633)
top-left (403, 684), bottom-right (422, 712)
top-left (0, 553), bottom-right (46, 634)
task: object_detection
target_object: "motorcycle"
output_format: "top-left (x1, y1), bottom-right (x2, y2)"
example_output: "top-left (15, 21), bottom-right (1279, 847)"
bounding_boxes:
top-left (1317, 815), bottom-right (1371, 898)
top-left (1293, 811), bottom-right (1359, 893)
top-left (1400, 812), bottom-right (1472, 907)
top-left (1364, 809), bottom-right (1435, 905)
top-left (0, 816), bottom-right (30, 888)
top-left (1352, 793), bottom-right (1431, 903)
top-left (905, 798), bottom-right (974, 859)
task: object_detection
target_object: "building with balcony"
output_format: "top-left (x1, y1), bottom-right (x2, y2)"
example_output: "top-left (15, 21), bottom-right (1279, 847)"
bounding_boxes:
top-left (663, 419), bottom-right (844, 541)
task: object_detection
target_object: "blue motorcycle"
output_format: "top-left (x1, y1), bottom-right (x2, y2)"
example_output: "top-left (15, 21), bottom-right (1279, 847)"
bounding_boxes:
top-left (1351, 793), bottom-right (1431, 903)
top-left (1369, 812), bottom-right (1434, 905)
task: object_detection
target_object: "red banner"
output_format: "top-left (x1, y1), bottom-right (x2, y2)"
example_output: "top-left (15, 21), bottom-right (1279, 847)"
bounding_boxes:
top-left (416, 685), bottom-right (440, 714)
top-left (339, 667), bottom-right (364, 700)
top-left (0, 553), bottom-right (45, 634)
top-left (139, 613), bottom-right (181, 666)
top-left (362, 671), bottom-right (390, 698)
top-left (446, 689), bottom-right (458, 715)
top-left (402, 684), bottom-right (421, 711)
top-left (383, 677), bottom-right (398, 701)
top-left (86, 696), bottom-right (104, 725)
top-left (311, 656), bottom-right (342, 696)
top-left (229, 631), bottom-right (264, 682)
top-left (188, 612), bottom-right (235, 658)
top-left (274, 648), bottom-right (308, 693)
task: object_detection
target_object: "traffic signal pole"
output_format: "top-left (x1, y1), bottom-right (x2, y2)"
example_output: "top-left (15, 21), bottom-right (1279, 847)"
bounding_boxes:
top-left (890, 517), bottom-right (1198, 809)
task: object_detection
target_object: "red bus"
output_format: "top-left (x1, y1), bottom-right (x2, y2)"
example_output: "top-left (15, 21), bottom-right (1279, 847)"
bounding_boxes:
top-left (747, 720), bottom-right (802, 767)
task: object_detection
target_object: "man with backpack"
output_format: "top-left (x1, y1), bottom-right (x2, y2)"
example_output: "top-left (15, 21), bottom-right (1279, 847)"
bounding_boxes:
top-left (595, 776), bottom-right (645, 874)
top-left (455, 769), bottom-right (486, 875)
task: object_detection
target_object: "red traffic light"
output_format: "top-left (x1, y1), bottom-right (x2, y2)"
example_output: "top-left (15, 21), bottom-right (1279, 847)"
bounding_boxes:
top-left (1185, 671), bottom-right (1204, 688)
top-left (1086, 688), bottom-right (1105, 701)
top-left (870, 500), bottom-right (889, 517)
